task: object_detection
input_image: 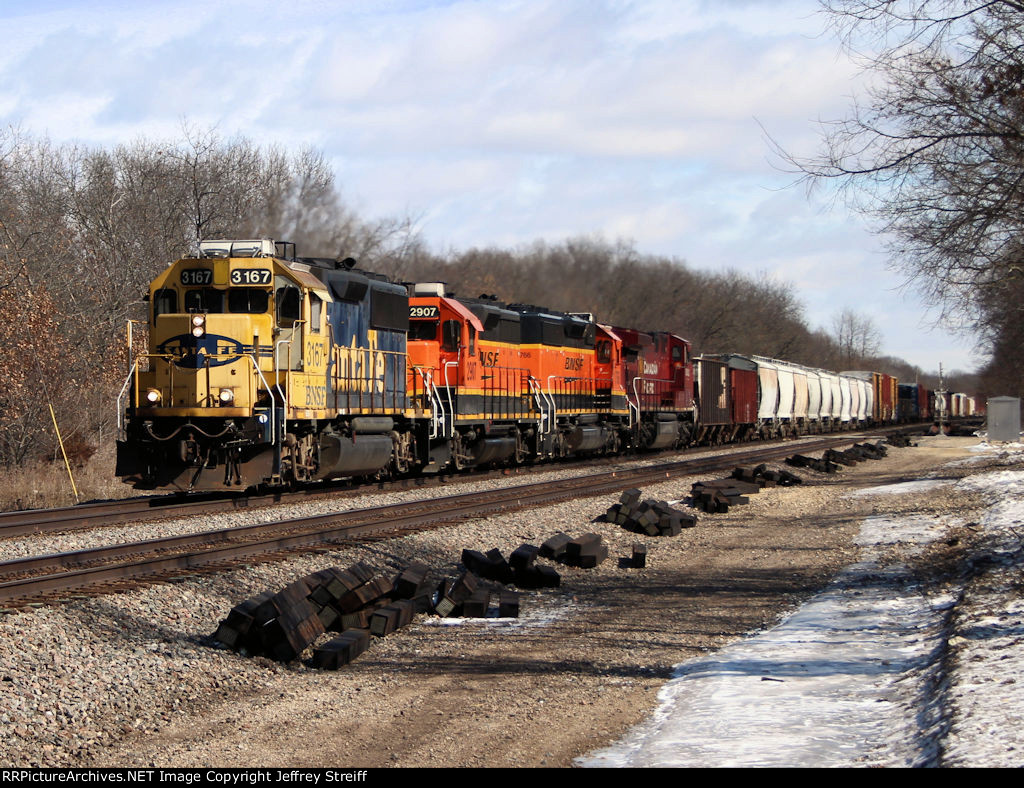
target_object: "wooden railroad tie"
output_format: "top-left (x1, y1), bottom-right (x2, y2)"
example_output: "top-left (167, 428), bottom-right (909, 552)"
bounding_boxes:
top-left (607, 490), bottom-right (697, 532)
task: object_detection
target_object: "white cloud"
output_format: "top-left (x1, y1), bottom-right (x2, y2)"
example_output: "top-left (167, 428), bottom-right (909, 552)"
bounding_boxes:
top-left (0, 0), bottom-right (978, 372)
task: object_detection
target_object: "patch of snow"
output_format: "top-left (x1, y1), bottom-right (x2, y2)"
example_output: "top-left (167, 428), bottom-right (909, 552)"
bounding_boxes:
top-left (847, 480), bottom-right (949, 498)
top-left (582, 454), bottom-right (1024, 768)
top-left (949, 442), bottom-right (1024, 467)
top-left (419, 599), bottom-right (578, 630)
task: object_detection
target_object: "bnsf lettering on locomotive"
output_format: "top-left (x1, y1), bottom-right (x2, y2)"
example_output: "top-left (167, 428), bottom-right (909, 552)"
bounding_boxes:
top-left (479, 350), bottom-right (500, 367)
top-left (565, 357), bottom-right (584, 371)
top-left (305, 385), bottom-right (327, 408)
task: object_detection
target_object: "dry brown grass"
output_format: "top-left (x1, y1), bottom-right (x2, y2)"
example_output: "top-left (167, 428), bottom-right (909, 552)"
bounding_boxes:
top-left (0, 444), bottom-right (133, 512)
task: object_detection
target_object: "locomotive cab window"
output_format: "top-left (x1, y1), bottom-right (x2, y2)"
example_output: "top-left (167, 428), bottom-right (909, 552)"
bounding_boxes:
top-left (184, 288), bottom-right (224, 313)
top-left (276, 285), bottom-right (301, 327)
top-left (409, 320), bottom-right (439, 341)
top-left (597, 339), bottom-right (612, 364)
top-left (441, 320), bottom-right (460, 353)
top-left (153, 288), bottom-right (177, 319)
top-left (310, 293), bottom-right (322, 333)
top-left (228, 288), bottom-right (269, 314)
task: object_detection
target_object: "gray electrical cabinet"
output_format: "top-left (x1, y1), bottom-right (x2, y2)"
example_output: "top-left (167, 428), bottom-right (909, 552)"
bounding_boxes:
top-left (987, 397), bottom-right (1021, 442)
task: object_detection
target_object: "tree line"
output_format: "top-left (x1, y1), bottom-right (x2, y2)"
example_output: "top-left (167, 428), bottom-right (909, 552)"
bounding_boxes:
top-left (0, 126), bottom-right (963, 469)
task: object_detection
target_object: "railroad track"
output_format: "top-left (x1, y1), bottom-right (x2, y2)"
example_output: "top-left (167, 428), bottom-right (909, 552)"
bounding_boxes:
top-left (0, 432), bottom-right (900, 609)
top-left (0, 426), bottom-right (927, 540)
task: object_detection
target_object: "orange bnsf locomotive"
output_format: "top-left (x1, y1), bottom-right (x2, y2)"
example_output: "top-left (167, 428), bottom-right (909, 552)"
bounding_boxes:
top-left (117, 238), bottom-right (908, 492)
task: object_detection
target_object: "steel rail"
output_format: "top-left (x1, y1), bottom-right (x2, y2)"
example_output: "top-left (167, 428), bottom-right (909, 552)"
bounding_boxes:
top-left (0, 425), bottom-right (925, 540)
top-left (0, 433), bottom-right (894, 607)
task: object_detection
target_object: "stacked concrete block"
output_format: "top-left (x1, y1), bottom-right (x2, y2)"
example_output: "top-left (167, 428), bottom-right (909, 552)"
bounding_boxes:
top-left (513, 563), bottom-right (561, 589)
top-left (853, 441), bottom-right (888, 459)
top-left (460, 549), bottom-right (513, 583)
top-left (369, 599), bottom-right (417, 637)
top-left (509, 544), bottom-right (540, 573)
top-left (392, 562), bottom-right (430, 600)
top-left (212, 560), bottom-right (419, 663)
top-left (824, 446), bottom-right (869, 466)
top-left (434, 571), bottom-right (478, 617)
top-left (785, 454), bottom-right (839, 474)
top-left (605, 490), bottom-right (696, 535)
top-left (731, 465), bottom-right (802, 488)
top-left (498, 590), bottom-right (520, 618)
top-left (312, 629), bottom-right (371, 670)
top-left (690, 480), bottom-right (754, 513)
top-left (538, 532), bottom-right (573, 561)
top-left (563, 533), bottom-right (609, 568)
top-left (461, 588), bottom-right (492, 618)
top-left (462, 541), bottom-right (559, 590)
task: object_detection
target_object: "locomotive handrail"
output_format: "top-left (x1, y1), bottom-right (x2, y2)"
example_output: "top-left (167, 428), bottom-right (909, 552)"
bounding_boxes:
top-left (443, 361), bottom-right (459, 435)
top-left (480, 364), bottom-right (532, 420)
top-left (246, 352), bottom-right (279, 446)
top-left (117, 351), bottom-right (280, 447)
top-left (116, 360), bottom-right (140, 441)
top-left (526, 377), bottom-right (553, 435)
top-left (628, 376), bottom-right (644, 430)
top-left (412, 366), bottom-right (448, 439)
top-left (630, 375), bottom-right (677, 416)
top-left (274, 339), bottom-right (290, 409)
top-left (545, 376), bottom-right (562, 433)
top-left (125, 319), bottom-right (147, 376)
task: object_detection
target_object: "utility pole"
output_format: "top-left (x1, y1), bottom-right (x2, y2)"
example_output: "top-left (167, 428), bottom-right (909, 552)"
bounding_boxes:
top-left (936, 363), bottom-right (948, 435)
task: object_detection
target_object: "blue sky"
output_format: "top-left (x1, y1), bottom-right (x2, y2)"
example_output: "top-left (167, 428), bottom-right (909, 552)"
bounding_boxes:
top-left (0, 0), bottom-right (981, 374)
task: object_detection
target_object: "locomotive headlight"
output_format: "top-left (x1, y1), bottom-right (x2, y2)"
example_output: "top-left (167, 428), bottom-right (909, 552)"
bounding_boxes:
top-left (218, 388), bottom-right (235, 404)
top-left (146, 389), bottom-right (162, 404)
top-left (191, 314), bottom-right (206, 338)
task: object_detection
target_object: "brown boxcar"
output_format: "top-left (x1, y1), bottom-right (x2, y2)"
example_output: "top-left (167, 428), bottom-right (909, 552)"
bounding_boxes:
top-left (695, 357), bottom-right (730, 443)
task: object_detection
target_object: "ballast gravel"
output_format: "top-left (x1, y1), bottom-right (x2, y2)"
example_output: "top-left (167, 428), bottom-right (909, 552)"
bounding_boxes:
top-left (0, 435), bottom-right (993, 767)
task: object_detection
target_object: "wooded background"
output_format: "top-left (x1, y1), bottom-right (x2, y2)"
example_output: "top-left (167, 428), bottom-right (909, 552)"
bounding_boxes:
top-left (0, 125), bottom-right (979, 470)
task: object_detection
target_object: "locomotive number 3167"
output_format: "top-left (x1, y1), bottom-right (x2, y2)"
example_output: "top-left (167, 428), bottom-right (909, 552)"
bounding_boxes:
top-left (230, 268), bottom-right (272, 285)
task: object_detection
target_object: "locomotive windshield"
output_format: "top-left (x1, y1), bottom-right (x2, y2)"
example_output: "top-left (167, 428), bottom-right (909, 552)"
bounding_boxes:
top-left (408, 320), bottom-right (439, 341)
top-left (184, 288), bottom-right (223, 313)
top-left (178, 287), bottom-right (270, 315)
top-left (228, 288), bottom-right (269, 314)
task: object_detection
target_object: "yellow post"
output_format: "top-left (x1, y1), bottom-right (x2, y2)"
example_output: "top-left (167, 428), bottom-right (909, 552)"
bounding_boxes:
top-left (49, 402), bottom-right (80, 504)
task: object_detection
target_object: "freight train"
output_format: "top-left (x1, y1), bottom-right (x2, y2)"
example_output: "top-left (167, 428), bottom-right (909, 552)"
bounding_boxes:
top-left (114, 239), bottom-right (962, 492)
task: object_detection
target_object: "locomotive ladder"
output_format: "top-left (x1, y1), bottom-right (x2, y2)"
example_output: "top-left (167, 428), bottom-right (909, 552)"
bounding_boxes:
top-left (627, 376), bottom-right (642, 430)
top-left (528, 376), bottom-right (555, 435)
top-left (414, 367), bottom-right (450, 439)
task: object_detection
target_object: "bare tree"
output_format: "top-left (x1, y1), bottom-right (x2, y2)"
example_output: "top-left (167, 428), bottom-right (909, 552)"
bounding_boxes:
top-left (789, 1), bottom-right (1024, 352)
top-left (832, 308), bottom-right (882, 367)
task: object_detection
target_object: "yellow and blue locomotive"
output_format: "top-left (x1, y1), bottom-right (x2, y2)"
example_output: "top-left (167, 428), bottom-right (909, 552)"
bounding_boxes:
top-left (116, 239), bottom-right (415, 491)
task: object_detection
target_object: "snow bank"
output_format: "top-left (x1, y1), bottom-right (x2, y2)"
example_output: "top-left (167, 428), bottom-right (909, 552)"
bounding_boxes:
top-left (582, 453), bottom-right (1024, 768)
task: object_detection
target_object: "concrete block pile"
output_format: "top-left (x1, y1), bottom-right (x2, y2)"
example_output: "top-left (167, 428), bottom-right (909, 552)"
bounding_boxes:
top-left (604, 488), bottom-right (697, 534)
